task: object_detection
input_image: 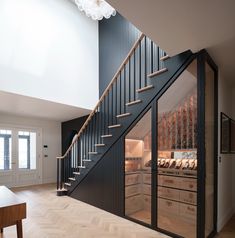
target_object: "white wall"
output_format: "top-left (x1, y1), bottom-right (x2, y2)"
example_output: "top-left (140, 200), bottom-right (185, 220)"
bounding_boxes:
top-left (217, 75), bottom-right (234, 231)
top-left (0, 113), bottom-right (61, 184)
top-left (0, 0), bottom-right (99, 110)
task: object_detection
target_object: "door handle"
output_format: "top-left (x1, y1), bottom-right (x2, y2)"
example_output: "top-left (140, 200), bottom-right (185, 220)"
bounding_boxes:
top-left (11, 162), bottom-right (16, 165)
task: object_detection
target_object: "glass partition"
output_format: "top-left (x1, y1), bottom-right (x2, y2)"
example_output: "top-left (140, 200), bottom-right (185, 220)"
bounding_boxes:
top-left (157, 60), bottom-right (197, 238)
top-left (125, 110), bottom-right (152, 224)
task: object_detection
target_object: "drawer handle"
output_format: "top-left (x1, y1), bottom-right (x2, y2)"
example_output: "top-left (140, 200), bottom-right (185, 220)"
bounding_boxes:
top-left (165, 179), bottom-right (174, 184)
top-left (187, 206), bottom-right (195, 212)
top-left (166, 201), bottom-right (172, 206)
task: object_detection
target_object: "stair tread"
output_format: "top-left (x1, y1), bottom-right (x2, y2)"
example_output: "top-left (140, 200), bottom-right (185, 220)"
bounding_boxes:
top-left (64, 183), bottom-right (71, 186)
top-left (136, 85), bottom-right (154, 93)
top-left (73, 172), bottom-right (80, 175)
top-left (116, 113), bottom-right (131, 118)
top-left (108, 124), bottom-right (121, 129)
top-left (83, 159), bottom-right (92, 161)
top-left (101, 134), bottom-right (112, 138)
top-left (148, 67), bottom-right (168, 78)
top-left (95, 144), bottom-right (106, 146)
top-left (57, 188), bottom-right (68, 193)
top-left (126, 99), bottom-right (142, 106)
top-left (88, 151), bottom-right (98, 154)
top-left (160, 55), bottom-right (170, 61)
top-left (68, 177), bottom-right (76, 181)
top-left (78, 165), bottom-right (86, 168)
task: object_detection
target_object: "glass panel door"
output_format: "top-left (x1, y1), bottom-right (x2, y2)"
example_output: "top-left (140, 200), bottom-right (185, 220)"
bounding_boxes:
top-left (0, 127), bottom-right (40, 187)
top-left (157, 60), bottom-right (198, 238)
top-left (125, 110), bottom-right (152, 224)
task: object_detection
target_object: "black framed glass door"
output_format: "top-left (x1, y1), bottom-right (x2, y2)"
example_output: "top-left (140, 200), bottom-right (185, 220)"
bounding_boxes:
top-left (156, 59), bottom-right (198, 238)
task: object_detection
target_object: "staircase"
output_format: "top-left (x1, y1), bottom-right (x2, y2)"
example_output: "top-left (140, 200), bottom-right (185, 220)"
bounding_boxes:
top-left (56, 33), bottom-right (193, 196)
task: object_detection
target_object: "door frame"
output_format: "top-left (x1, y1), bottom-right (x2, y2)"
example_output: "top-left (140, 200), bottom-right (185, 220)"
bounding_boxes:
top-left (0, 123), bottom-right (43, 187)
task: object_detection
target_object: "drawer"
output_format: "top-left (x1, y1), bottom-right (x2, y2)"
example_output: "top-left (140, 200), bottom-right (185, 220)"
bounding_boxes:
top-left (180, 178), bottom-right (197, 191)
top-left (125, 173), bottom-right (141, 186)
top-left (125, 194), bottom-right (143, 215)
top-left (158, 187), bottom-right (180, 201)
top-left (180, 190), bottom-right (197, 205)
top-left (179, 203), bottom-right (197, 221)
top-left (158, 198), bottom-right (179, 215)
top-left (143, 173), bottom-right (151, 184)
top-left (158, 175), bottom-right (181, 189)
top-left (125, 185), bottom-right (141, 197)
top-left (143, 194), bottom-right (151, 211)
top-left (143, 184), bottom-right (151, 195)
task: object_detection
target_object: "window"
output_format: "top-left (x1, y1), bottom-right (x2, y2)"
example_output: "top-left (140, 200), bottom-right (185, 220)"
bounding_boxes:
top-left (18, 131), bottom-right (36, 170)
top-left (0, 130), bottom-right (12, 170)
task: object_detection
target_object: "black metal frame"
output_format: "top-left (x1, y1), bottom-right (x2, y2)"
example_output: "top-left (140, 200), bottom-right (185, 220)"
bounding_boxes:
top-left (203, 50), bottom-right (218, 238)
top-left (121, 50), bottom-right (218, 238)
top-left (220, 112), bottom-right (230, 154)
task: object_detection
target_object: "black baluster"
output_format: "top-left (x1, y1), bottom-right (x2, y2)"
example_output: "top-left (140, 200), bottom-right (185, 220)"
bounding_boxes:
top-left (128, 58), bottom-right (131, 102)
top-left (139, 43), bottom-right (141, 89)
top-left (144, 36), bottom-right (147, 86)
top-left (119, 73), bottom-right (122, 115)
top-left (124, 66), bottom-right (126, 113)
top-left (150, 40), bottom-right (153, 74)
top-left (57, 159), bottom-right (59, 190)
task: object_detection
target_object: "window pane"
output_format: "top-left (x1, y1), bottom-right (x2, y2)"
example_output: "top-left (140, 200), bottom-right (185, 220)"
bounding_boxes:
top-left (0, 138), bottom-right (4, 170)
top-left (125, 110), bottom-right (152, 224)
top-left (18, 131), bottom-right (36, 169)
top-left (18, 138), bottom-right (28, 169)
top-left (0, 130), bottom-right (12, 170)
top-left (157, 60), bottom-right (197, 238)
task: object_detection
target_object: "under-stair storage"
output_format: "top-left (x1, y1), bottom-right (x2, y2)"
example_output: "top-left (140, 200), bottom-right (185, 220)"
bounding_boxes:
top-left (57, 29), bottom-right (217, 237)
top-left (125, 110), bottom-right (152, 224)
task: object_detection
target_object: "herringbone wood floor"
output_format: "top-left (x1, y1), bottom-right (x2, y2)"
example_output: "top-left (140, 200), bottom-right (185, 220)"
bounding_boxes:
top-left (1, 184), bottom-right (169, 238)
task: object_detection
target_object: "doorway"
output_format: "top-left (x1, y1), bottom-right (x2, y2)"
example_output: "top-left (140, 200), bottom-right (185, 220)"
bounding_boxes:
top-left (0, 126), bottom-right (42, 187)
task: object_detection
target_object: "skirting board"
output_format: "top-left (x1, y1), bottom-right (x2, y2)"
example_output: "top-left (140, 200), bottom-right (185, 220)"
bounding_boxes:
top-left (42, 178), bottom-right (56, 184)
top-left (217, 207), bottom-right (234, 232)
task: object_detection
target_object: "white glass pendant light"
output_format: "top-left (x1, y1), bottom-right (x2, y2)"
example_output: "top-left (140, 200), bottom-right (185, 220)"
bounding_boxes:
top-left (74, 0), bottom-right (116, 20)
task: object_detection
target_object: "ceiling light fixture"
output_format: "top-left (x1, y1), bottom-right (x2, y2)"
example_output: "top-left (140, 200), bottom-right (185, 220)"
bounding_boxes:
top-left (74, 0), bottom-right (116, 21)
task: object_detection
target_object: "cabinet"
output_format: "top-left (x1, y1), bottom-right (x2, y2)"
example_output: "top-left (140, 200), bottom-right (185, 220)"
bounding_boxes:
top-left (157, 150), bottom-right (197, 225)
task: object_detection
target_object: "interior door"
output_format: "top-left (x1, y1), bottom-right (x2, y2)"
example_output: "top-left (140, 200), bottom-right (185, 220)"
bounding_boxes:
top-left (0, 127), bottom-right (42, 187)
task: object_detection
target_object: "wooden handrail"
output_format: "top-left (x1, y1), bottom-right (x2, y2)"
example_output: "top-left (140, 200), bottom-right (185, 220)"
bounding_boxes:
top-left (57, 33), bottom-right (145, 160)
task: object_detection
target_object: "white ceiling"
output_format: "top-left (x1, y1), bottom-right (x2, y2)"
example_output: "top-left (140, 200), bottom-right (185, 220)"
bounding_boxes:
top-left (106, 0), bottom-right (235, 85)
top-left (0, 91), bottom-right (91, 122)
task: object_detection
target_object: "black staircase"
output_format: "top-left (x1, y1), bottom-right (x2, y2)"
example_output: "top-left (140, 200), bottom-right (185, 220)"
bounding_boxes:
top-left (56, 33), bottom-right (193, 196)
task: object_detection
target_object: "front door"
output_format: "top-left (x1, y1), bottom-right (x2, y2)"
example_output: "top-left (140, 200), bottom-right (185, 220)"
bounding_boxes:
top-left (0, 127), bottom-right (42, 187)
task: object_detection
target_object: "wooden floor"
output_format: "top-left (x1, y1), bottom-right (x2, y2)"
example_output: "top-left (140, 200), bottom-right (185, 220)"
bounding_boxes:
top-left (1, 184), bottom-right (169, 238)
top-left (217, 215), bottom-right (235, 238)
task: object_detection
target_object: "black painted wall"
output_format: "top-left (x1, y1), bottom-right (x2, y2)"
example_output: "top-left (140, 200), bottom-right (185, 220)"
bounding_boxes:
top-left (61, 115), bottom-right (88, 154)
top-left (99, 13), bottom-right (141, 96)
top-left (70, 138), bottom-right (124, 216)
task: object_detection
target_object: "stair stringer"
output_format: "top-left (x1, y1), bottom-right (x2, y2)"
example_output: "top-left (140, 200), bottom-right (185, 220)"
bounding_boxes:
top-left (67, 50), bottom-right (195, 195)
